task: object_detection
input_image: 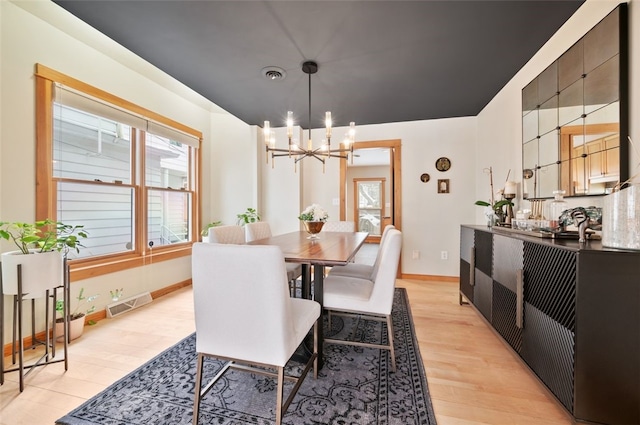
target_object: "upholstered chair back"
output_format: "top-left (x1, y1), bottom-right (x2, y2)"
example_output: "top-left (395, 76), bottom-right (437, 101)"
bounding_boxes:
top-left (367, 229), bottom-right (402, 316)
top-left (244, 221), bottom-right (272, 242)
top-left (207, 225), bottom-right (245, 244)
top-left (322, 221), bottom-right (356, 232)
top-left (192, 243), bottom-right (302, 366)
top-left (370, 224), bottom-right (396, 279)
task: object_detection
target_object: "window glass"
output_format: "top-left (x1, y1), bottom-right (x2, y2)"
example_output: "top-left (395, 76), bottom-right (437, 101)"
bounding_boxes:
top-left (57, 181), bottom-right (135, 259)
top-left (147, 189), bottom-right (192, 246)
top-left (53, 104), bottom-right (132, 184)
top-left (145, 133), bottom-right (189, 189)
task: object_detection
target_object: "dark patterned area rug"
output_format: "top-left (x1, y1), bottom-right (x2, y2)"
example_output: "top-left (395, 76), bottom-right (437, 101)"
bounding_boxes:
top-left (56, 288), bottom-right (436, 425)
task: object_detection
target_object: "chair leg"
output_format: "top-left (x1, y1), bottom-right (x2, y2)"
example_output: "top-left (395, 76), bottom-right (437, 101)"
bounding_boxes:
top-left (192, 353), bottom-right (204, 425)
top-left (275, 366), bottom-right (284, 425)
top-left (386, 314), bottom-right (396, 373)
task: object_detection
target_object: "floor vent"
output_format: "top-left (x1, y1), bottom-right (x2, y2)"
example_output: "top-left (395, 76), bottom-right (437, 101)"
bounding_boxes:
top-left (106, 292), bottom-right (152, 318)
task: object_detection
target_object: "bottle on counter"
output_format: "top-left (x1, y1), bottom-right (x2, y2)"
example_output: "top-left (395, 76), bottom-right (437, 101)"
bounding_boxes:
top-left (546, 190), bottom-right (568, 228)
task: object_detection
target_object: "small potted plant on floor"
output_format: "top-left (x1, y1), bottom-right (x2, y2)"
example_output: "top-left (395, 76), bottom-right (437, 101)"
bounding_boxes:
top-left (54, 287), bottom-right (99, 341)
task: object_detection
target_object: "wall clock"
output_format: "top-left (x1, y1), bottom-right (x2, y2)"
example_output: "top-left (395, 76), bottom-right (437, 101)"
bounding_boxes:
top-left (435, 157), bottom-right (451, 172)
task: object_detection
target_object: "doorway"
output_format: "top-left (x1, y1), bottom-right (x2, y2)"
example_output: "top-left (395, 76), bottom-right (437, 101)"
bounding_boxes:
top-left (354, 177), bottom-right (386, 237)
top-left (340, 139), bottom-right (402, 244)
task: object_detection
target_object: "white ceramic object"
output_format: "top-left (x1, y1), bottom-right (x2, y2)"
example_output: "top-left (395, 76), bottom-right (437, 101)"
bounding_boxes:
top-left (54, 315), bottom-right (85, 341)
top-left (1, 250), bottom-right (64, 297)
top-left (602, 185), bottom-right (640, 250)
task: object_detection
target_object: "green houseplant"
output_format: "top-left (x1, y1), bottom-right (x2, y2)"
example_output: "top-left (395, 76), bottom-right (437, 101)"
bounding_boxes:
top-left (0, 219), bottom-right (87, 255)
top-left (0, 219), bottom-right (88, 295)
top-left (236, 208), bottom-right (260, 226)
top-left (54, 287), bottom-right (99, 341)
top-left (201, 221), bottom-right (222, 237)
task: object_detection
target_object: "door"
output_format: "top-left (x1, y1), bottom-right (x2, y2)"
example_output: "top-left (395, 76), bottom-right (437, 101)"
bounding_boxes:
top-left (354, 178), bottom-right (385, 238)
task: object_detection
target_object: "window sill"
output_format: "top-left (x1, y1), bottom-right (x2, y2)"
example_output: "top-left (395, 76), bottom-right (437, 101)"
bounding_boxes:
top-left (69, 245), bottom-right (193, 281)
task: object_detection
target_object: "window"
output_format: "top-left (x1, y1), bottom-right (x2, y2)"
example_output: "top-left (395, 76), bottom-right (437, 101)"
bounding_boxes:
top-left (36, 65), bottom-right (201, 278)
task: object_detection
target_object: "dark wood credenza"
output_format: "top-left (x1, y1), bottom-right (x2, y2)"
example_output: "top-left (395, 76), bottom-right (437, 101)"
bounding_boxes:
top-left (459, 225), bottom-right (639, 425)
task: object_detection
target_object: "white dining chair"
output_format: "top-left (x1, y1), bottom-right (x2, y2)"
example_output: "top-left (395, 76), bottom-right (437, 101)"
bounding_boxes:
top-left (191, 243), bottom-right (319, 425)
top-left (328, 224), bottom-right (395, 280)
top-left (322, 221), bottom-right (355, 232)
top-left (244, 221), bottom-right (272, 242)
top-left (206, 225), bottom-right (245, 244)
top-left (245, 221), bottom-right (302, 296)
top-left (323, 228), bottom-right (402, 372)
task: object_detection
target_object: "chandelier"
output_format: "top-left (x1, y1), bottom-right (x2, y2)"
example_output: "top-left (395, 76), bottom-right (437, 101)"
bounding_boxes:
top-left (263, 61), bottom-right (355, 171)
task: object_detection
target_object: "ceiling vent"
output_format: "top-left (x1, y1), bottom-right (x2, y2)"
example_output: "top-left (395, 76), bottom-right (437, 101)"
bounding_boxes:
top-left (261, 66), bottom-right (286, 81)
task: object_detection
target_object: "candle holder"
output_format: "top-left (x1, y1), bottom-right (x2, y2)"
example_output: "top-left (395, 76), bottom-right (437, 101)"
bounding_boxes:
top-left (504, 193), bottom-right (516, 225)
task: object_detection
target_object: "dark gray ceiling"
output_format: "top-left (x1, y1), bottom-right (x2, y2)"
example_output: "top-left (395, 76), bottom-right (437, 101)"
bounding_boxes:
top-left (53, 1), bottom-right (583, 129)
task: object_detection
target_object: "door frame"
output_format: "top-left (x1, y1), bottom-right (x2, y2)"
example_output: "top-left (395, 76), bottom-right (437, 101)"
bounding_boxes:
top-left (340, 139), bottom-right (402, 236)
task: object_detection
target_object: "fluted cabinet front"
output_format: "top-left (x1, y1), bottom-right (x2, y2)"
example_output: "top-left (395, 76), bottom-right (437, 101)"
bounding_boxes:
top-left (522, 242), bottom-right (576, 412)
top-left (492, 234), bottom-right (523, 353)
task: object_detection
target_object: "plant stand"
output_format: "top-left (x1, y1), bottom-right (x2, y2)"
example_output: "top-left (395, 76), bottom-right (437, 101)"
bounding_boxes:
top-left (0, 258), bottom-right (70, 392)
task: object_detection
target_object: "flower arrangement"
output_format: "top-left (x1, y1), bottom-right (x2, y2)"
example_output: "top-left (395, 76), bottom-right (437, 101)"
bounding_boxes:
top-left (298, 204), bottom-right (328, 222)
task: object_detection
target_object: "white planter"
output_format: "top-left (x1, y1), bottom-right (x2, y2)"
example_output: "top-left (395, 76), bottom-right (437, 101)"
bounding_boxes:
top-left (1, 250), bottom-right (64, 297)
top-left (54, 315), bottom-right (85, 341)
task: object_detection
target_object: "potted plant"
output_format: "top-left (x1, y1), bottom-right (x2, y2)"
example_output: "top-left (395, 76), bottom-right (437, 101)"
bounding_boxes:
top-left (474, 199), bottom-right (513, 226)
top-left (236, 208), bottom-right (260, 226)
top-left (201, 220), bottom-right (222, 242)
top-left (54, 287), bottom-right (99, 341)
top-left (0, 219), bottom-right (88, 296)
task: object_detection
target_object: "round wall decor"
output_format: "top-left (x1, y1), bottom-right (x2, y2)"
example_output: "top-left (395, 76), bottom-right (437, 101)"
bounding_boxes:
top-left (435, 157), bottom-right (451, 172)
top-left (420, 173), bottom-right (430, 183)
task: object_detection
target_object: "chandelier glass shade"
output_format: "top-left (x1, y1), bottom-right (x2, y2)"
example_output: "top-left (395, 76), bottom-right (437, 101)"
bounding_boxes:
top-left (263, 61), bottom-right (355, 171)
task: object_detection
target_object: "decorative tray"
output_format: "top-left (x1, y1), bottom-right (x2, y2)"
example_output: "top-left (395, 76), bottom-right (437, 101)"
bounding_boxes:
top-left (492, 226), bottom-right (601, 240)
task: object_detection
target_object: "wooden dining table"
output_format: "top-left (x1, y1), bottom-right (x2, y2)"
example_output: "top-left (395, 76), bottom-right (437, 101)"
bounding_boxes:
top-left (248, 230), bottom-right (368, 367)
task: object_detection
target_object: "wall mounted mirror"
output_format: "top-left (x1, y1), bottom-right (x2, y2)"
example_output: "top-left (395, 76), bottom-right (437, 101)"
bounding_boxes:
top-left (522, 4), bottom-right (628, 199)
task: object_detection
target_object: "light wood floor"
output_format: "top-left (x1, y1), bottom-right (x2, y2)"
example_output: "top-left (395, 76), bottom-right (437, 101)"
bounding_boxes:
top-left (0, 279), bottom-right (572, 425)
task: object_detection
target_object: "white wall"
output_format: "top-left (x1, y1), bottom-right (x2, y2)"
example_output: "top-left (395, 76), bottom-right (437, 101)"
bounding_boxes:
top-left (258, 126), bottom-right (303, 235)
top-left (207, 112), bottom-right (256, 227)
top-left (0, 1), bottom-right (255, 334)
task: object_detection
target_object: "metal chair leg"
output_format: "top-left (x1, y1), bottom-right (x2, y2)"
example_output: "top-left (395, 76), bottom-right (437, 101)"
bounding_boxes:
top-left (386, 314), bottom-right (396, 372)
top-left (192, 353), bottom-right (204, 425)
top-left (275, 366), bottom-right (284, 425)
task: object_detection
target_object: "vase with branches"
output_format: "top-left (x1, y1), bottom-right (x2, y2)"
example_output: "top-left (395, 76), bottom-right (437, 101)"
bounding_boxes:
top-left (475, 167), bottom-right (514, 226)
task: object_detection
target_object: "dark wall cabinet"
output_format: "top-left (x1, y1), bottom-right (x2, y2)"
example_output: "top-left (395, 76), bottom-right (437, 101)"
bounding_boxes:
top-left (459, 225), bottom-right (639, 424)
